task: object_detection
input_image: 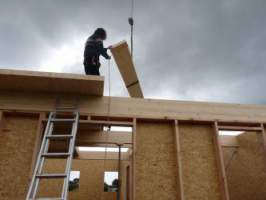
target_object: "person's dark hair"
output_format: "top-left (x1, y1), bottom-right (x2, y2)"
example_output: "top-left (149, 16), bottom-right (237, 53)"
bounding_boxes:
top-left (94, 28), bottom-right (107, 40)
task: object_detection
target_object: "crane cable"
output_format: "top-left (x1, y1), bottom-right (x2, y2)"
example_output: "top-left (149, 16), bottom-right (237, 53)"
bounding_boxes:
top-left (128, 0), bottom-right (135, 58)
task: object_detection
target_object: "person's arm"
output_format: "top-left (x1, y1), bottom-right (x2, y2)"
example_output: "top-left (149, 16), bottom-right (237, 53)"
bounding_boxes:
top-left (97, 41), bottom-right (111, 59)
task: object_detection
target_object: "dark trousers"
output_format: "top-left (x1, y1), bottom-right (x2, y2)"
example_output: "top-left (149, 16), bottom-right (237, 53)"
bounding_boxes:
top-left (84, 64), bottom-right (100, 76)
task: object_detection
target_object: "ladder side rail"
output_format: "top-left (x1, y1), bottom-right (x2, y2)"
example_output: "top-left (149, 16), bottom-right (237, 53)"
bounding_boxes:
top-left (26, 112), bottom-right (54, 199)
top-left (32, 121), bottom-right (55, 199)
top-left (61, 111), bottom-right (79, 199)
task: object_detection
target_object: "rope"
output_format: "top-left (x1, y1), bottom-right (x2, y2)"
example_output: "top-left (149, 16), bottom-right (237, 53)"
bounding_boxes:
top-left (100, 59), bottom-right (112, 200)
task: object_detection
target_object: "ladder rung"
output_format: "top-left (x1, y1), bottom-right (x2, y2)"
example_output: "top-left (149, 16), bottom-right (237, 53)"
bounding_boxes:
top-left (46, 135), bottom-right (73, 139)
top-left (36, 173), bottom-right (67, 179)
top-left (51, 119), bottom-right (76, 122)
top-left (41, 153), bottom-right (71, 158)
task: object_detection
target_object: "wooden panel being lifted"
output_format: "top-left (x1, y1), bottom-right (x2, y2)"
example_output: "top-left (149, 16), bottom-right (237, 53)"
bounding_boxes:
top-left (0, 69), bottom-right (104, 96)
top-left (111, 41), bottom-right (143, 98)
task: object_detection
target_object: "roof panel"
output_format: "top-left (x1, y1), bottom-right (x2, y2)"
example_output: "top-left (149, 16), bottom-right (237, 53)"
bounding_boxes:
top-left (0, 69), bottom-right (104, 96)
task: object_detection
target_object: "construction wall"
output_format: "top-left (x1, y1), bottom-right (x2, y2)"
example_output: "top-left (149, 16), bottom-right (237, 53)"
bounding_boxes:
top-left (223, 132), bottom-right (266, 200)
top-left (0, 114), bottom-right (39, 200)
top-left (179, 123), bottom-right (221, 200)
top-left (1, 87), bottom-right (266, 200)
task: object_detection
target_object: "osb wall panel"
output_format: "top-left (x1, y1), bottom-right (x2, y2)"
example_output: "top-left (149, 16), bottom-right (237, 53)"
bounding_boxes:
top-left (0, 115), bottom-right (39, 200)
top-left (179, 123), bottom-right (221, 200)
top-left (223, 132), bottom-right (266, 200)
top-left (136, 121), bottom-right (178, 200)
top-left (39, 159), bottom-right (129, 200)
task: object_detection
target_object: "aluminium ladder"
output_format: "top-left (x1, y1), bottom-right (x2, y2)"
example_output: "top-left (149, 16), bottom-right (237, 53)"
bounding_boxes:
top-left (26, 109), bottom-right (79, 200)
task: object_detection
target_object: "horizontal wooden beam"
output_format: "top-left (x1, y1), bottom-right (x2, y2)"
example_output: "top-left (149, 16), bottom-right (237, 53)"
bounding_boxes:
top-left (111, 41), bottom-right (143, 98)
top-left (81, 120), bottom-right (133, 126)
top-left (1, 92), bottom-right (266, 123)
top-left (76, 151), bottom-right (131, 160)
top-left (42, 119), bottom-right (133, 126)
top-left (77, 130), bottom-right (132, 146)
top-left (218, 125), bottom-right (262, 131)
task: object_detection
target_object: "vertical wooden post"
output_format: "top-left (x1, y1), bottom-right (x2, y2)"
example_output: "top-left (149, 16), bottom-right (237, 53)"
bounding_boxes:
top-left (131, 118), bottom-right (137, 200)
top-left (173, 120), bottom-right (184, 200)
top-left (29, 112), bottom-right (46, 178)
top-left (261, 123), bottom-right (266, 153)
top-left (0, 111), bottom-right (3, 133)
top-left (213, 121), bottom-right (230, 200)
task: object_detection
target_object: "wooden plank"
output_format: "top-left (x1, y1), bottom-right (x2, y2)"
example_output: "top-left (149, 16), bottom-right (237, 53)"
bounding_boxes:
top-left (43, 119), bottom-right (133, 126)
top-left (213, 121), bottom-right (230, 200)
top-left (77, 131), bottom-right (132, 146)
top-left (132, 118), bottom-right (136, 200)
top-left (111, 41), bottom-right (143, 98)
top-left (2, 92), bottom-right (266, 123)
top-left (76, 151), bottom-right (130, 160)
top-left (173, 120), bottom-right (184, 200)
top-left (0, 69), bottom-right (104, 96)
top-left (218, 125), bottom-right (262, 131)
top-left (220, 135), bottom-right (239, 147)
top-left (29, 112), bottom-right (46, 178)
top-left (82, 120), bottom-right (133, 126)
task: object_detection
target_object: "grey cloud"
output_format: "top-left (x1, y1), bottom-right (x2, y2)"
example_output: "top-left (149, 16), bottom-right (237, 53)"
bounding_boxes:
top-left (0, 0), bottom-right (266, 104)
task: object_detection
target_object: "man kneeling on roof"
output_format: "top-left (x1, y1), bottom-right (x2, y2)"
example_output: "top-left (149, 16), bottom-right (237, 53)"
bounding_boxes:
top-left (83, 28), bottom-right (111, 75)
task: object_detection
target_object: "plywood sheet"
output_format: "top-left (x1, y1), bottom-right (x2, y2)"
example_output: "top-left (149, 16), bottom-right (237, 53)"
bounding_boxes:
top-left (0, 115), bottom-right (39, 200)
top-left (179, 123), bottom-right (221, 200)
top-left (0, 69), bottom-right (104, 96)
top-left (135, 121), bottom-right (178, 200)
top-left (223, 132), bottom-right (266, 200)
top-left (111, 41), bottom-right (143, 98)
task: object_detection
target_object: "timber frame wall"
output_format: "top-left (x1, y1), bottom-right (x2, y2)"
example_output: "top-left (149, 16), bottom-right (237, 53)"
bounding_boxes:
top-left (1, 93), bottom-right (266, 200)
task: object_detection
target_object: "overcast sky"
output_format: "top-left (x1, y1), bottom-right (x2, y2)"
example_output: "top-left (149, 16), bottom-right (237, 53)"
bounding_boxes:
top-left (1, 0), bottom-right (266, 104)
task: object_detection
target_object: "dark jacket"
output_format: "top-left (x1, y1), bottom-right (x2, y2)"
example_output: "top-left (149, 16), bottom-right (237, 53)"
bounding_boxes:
top-left (83, 34), bottom-right (110, 67)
